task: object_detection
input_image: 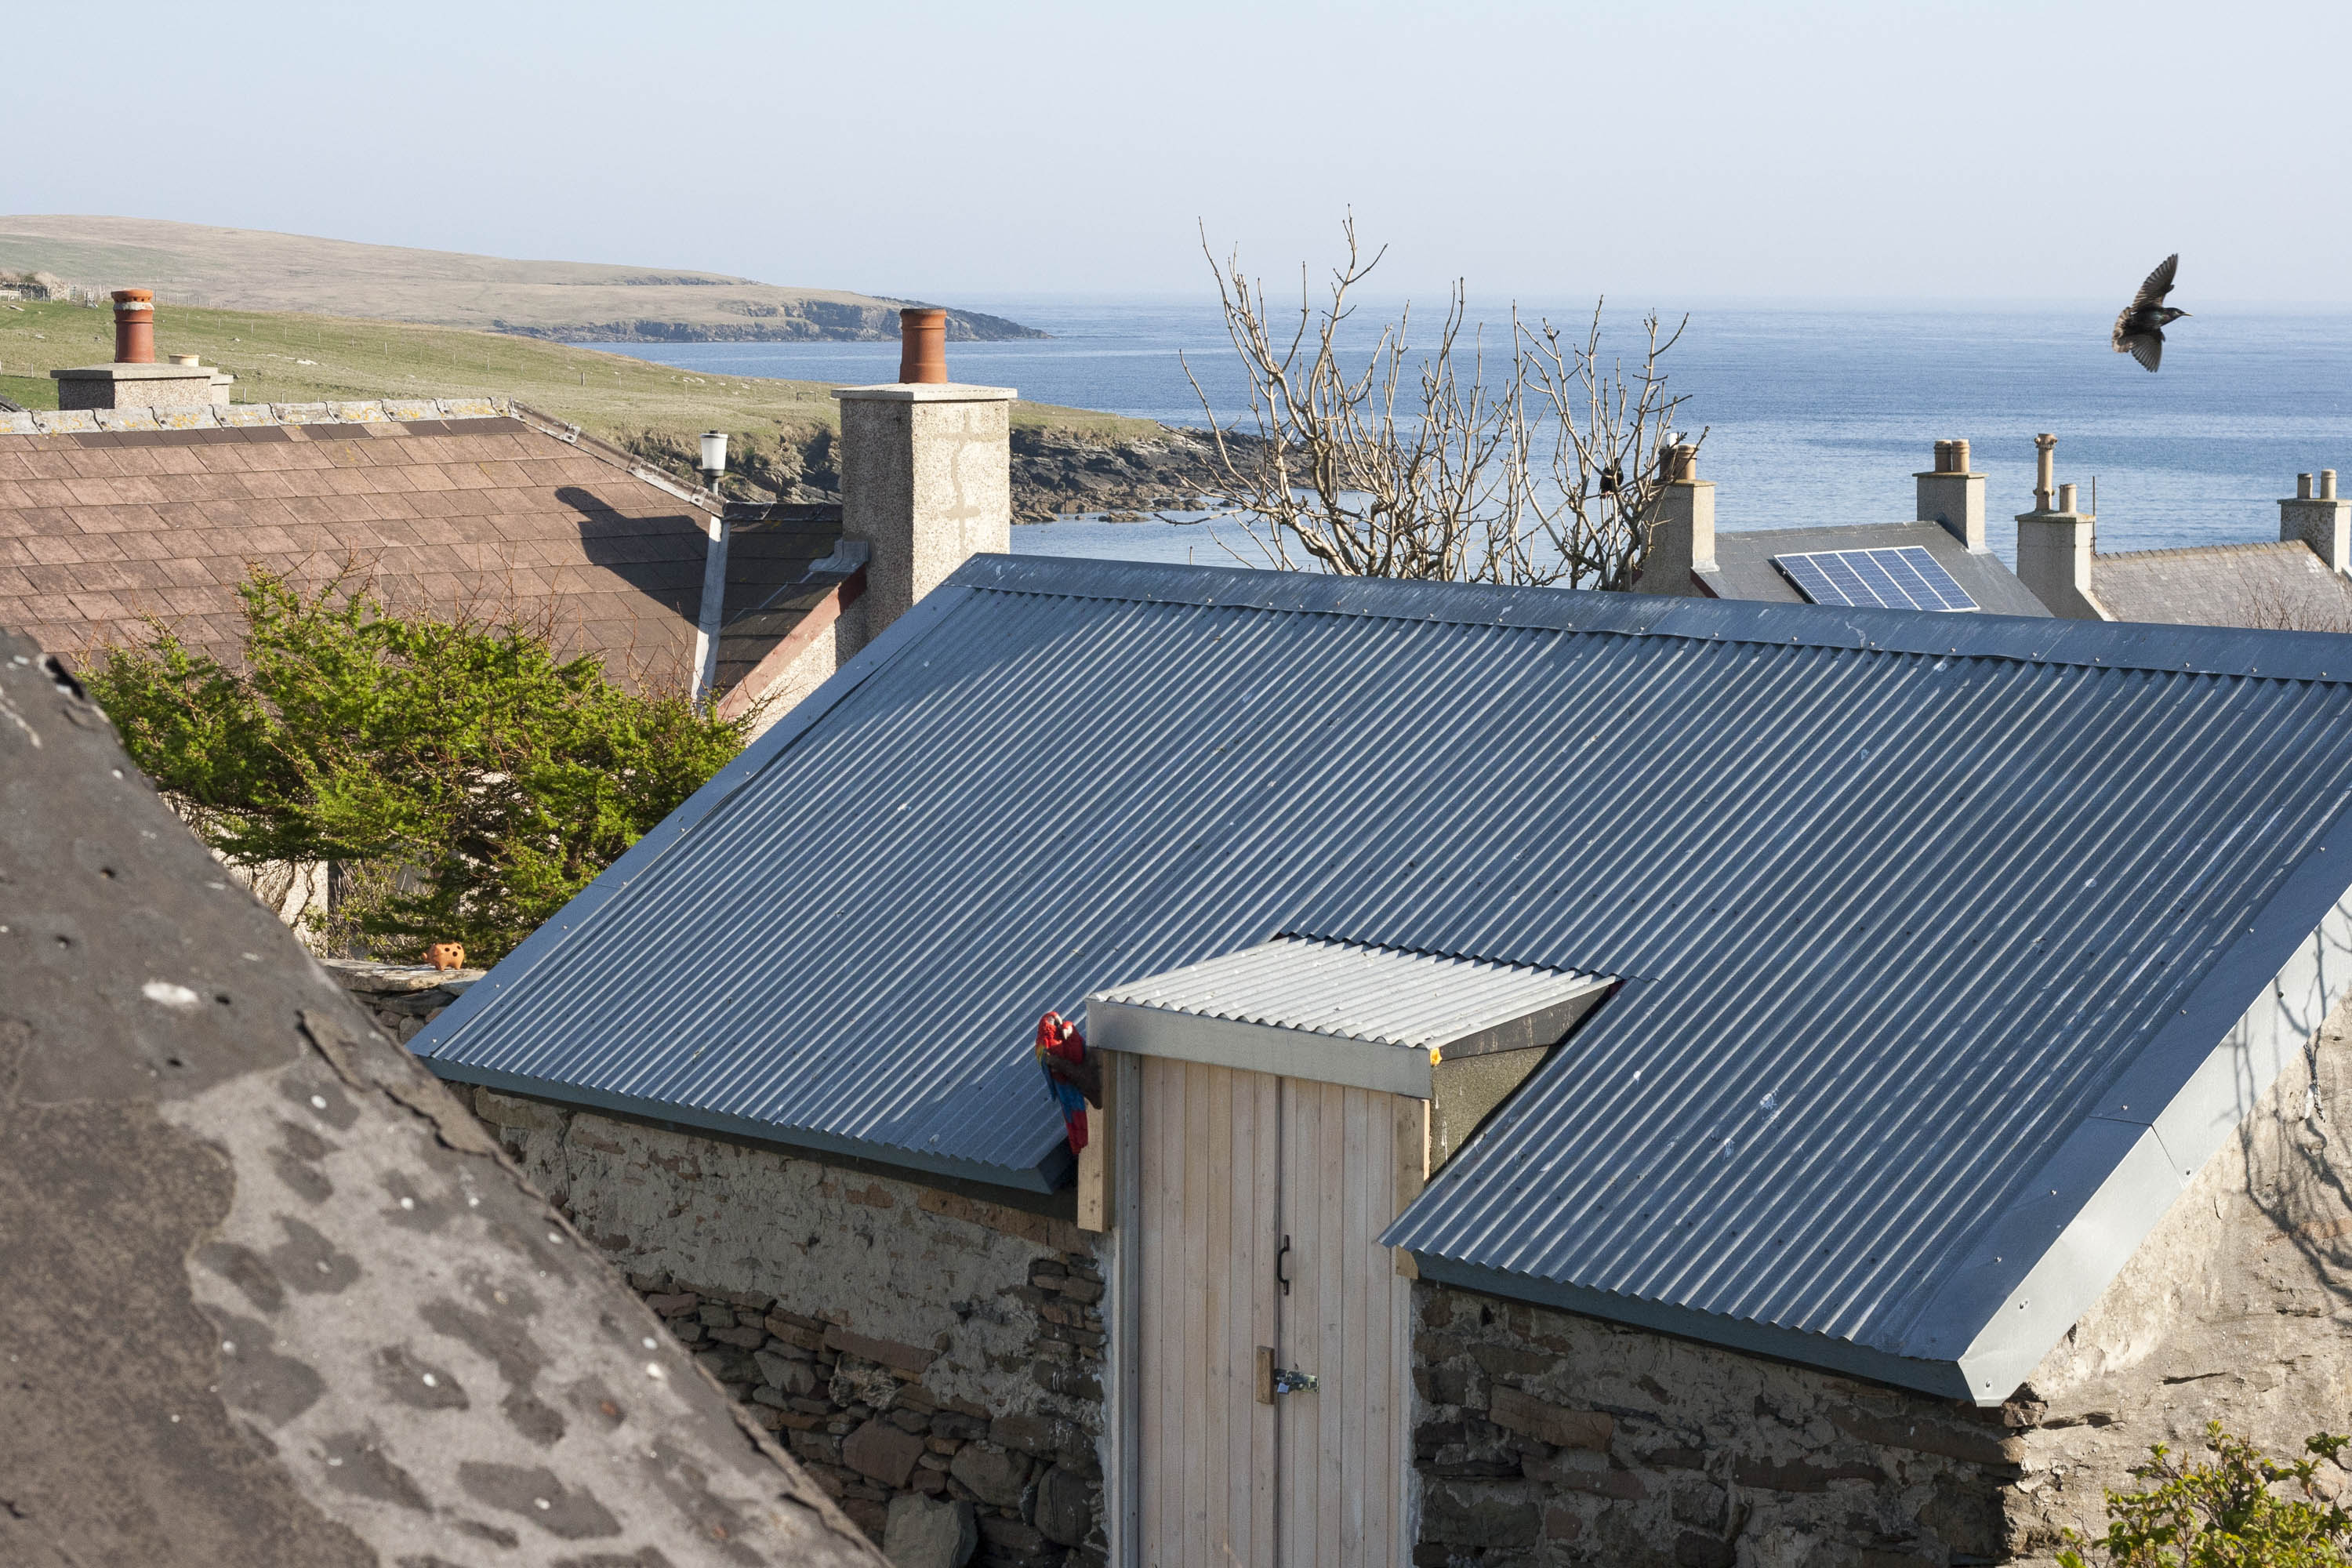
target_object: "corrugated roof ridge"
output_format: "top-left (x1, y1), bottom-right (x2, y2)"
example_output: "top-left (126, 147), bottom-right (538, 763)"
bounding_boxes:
top-left (949, 555), bottom-right (2352, 684)
top-left (1271, 929), bottom-right (1595, 976)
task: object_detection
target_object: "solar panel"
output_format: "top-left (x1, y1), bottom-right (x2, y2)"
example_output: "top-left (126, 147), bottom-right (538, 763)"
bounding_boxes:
top-left (1770, 546), bottom-right (1977, 612)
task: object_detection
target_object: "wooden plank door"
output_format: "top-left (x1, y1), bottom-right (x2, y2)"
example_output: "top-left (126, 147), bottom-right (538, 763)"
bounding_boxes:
top-left (1277, 1078), bottom-right (1409, 1568)
top-left (1135, 1058), bottom-right (1410, 1567)
top-left (1138, 1055), bottom-right (1280, 1566)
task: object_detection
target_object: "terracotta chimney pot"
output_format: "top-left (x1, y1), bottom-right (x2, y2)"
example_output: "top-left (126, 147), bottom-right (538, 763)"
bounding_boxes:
top-left (111, 289), bottom-right (154, 364)
top-left (898, 308), bottom-right (948, 384)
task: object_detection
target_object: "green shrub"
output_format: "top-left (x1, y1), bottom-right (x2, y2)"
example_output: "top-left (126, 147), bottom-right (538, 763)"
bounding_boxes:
top-left (2060, 1423), bottom-right (2352, 1567)
top-left (89, 568), bottom-right (746, 963)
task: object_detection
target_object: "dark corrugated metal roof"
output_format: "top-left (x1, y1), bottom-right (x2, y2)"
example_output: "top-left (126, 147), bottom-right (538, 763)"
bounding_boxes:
top-left (412, 555), bottom-right (2352, 1395)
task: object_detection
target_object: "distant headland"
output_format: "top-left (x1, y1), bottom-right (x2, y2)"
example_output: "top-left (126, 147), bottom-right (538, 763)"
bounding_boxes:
top-left (0, 215), bottom-right (1044, 343)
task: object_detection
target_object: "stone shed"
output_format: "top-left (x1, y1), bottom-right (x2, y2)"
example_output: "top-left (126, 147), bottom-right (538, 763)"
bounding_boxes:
top-left (404, 556), bottom-right (2352, 1566)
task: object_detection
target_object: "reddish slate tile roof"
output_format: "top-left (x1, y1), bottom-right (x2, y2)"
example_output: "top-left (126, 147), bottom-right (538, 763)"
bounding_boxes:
top-left (0, 415), bottom-right (717, 692)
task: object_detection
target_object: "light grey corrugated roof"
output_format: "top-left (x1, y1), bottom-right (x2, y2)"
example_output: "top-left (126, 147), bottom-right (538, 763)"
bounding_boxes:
top-left (411, 555), bottom-right (2352, 1399)
top-left (1089, 936), bottom-right (1604, 1052)
top-left (1084, 937), bottom-right (1612, 1095)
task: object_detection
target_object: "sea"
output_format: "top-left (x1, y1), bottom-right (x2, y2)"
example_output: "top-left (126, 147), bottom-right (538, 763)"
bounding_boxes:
top-left (579, 296), bottom-right (2352, 572)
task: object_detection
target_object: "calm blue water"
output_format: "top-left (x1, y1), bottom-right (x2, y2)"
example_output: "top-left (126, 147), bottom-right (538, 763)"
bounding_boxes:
top-left (582, 296), bottom-right (2352, 568)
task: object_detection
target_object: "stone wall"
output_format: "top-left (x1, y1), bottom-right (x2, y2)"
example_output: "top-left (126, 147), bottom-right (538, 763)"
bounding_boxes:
top-left (322, 959), bottom-right (480, 1042)
top-left (1410, 1000), bottom-right (2352, 1568)
top-left (472, 1091), bottom-right (1108, 1568)
top-left (1410, 1281), bottom-right (2019, 1567)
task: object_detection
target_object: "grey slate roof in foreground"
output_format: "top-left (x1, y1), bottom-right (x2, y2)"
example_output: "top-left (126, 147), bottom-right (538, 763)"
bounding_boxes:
top-left (412, 555), bottom-right (2352, 1402)
top-left (0, 629), bottom-right (878, 1566)
top-left (1704, 520), bottom-right (2052, 616)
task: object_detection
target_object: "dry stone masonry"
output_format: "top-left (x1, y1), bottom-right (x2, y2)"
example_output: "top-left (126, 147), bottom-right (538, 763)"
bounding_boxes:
top-left (324, 959), bottom-right (481, 1044)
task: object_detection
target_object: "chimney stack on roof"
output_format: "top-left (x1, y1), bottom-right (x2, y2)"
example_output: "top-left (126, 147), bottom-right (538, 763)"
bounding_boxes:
top-left (111, 289), bottom-right (154, 364)
top-left (2015, 434), bottom-right (2107, 619)
top-left (834, 320), bottom-right (1016, 637)
top-left (53, 289), bottom-right (232, 412)
top-left (897, 308), bottom-right (949, 385)
top-left (1632, 442), bottom-right (1717, 595)
top-left (1916, 437), bottom-right (1986, 550)
top-left (2281, 467), bottom-right (2350, 575)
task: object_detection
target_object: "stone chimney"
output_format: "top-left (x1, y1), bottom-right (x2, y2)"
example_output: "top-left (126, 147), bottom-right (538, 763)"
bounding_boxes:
top-left (2281, 469), bottom-right (2350, 574)
top-left (1916, 437), bottom-right (1986, 550)
top-left (2014, 434), bottom-right (2108, 619)
top-left (1633, 443), bottom-right (1716, 596)
top-left (51, 289), bottom-right (230, 411)
top-left (831, 308), bottom-right (1014, 634)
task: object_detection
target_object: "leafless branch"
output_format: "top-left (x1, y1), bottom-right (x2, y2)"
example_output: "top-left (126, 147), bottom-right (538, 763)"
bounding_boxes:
top-left (1181, 216), bottom-right (1704, 590)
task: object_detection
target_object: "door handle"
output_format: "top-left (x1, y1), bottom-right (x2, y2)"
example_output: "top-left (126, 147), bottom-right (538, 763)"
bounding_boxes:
top-left (1276, 1233), bottom-right (1292, 1297)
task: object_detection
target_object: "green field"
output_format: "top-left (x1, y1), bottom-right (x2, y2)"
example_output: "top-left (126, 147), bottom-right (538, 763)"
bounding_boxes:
top-left (0, 299), bottom-right (1152, 494)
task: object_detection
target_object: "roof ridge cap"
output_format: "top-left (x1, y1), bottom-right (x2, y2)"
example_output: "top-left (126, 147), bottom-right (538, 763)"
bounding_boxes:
top-left (952, 556), bottom-right (2352, 684)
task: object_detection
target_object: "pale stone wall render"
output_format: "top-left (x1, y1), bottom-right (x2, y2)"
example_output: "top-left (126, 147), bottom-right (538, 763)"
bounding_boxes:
top-left (836, 384), bottom-right (1015, 633)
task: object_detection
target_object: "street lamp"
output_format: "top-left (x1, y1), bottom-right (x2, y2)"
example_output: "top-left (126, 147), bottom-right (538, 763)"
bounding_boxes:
top-left (699, 430), bottom-right (728, 492)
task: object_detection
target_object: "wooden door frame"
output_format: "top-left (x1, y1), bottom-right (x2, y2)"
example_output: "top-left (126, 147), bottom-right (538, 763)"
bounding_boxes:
top-left (1107, 1047), bottom-right (1145, 1568)
top-left (1106, 1051), bottom-right (1417, 1568)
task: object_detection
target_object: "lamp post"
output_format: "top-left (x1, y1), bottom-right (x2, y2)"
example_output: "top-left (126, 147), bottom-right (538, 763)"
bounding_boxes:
top-left (699, 430), bottom-right (728, 494)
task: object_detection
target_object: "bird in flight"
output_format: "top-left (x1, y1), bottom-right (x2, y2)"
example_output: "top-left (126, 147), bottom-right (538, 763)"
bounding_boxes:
top-left (2112, 254), bottom-right (2189, 372)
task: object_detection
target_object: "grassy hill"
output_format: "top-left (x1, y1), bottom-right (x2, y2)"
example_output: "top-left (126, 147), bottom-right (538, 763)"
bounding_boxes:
top-left (0, 297), bottom-right (1150, 501)
top-left (0, 215), bottom-right (1042, 343)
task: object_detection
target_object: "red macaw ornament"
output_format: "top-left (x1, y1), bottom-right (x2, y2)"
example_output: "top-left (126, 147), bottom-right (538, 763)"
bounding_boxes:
top-left (1034, 1011), bottom-right (1092, 1154)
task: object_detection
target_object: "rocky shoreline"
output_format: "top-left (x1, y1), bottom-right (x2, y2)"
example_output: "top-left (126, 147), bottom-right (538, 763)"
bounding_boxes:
top-left (1008, 426), bottom-right (1251, 522)
top-left (619, 419), bottom-right (1267, 524)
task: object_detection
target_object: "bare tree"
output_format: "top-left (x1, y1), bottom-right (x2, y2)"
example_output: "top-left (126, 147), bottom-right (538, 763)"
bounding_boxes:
top-left (1182, 216), bottom-right (1704, 589)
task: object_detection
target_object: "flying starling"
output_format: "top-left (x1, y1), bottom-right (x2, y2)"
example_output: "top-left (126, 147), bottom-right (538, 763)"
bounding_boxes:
top-left (2112, 254), bottom-right (2189, 372)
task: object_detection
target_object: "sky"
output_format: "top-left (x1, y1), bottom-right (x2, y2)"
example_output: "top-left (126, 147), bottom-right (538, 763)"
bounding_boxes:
top-left (11, 1), bottom-right (2351, 308)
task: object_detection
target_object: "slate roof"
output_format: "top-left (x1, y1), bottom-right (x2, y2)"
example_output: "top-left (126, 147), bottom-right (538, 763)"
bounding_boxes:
top-left (0, 626), bottom-right (879, 1566)
top-left (0, 401), bottom-right (717, 692)
top-left (2094, 539), bottom-right (2352, 631)
top-left (710, 501), bottom-right (857, 699)
top-left (408, 556), bottom-right (2352, 1400)
top-left (1701, 520), bottom-right (2052, 616)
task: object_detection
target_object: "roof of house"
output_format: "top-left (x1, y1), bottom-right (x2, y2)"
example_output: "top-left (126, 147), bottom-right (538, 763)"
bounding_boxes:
top-left (1701, 520), bottom-right (2052, 616)
top-left (0, 397), bottom-right (721, 692)
top-left (710, 501), bottom-right (858, 699)
top-left (408, 556), bottom-right (2352, 1402)
top-left (2094, 538), bottom-right (2352, 630)
top-left (0, 626), bottom-right (879, 1566)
